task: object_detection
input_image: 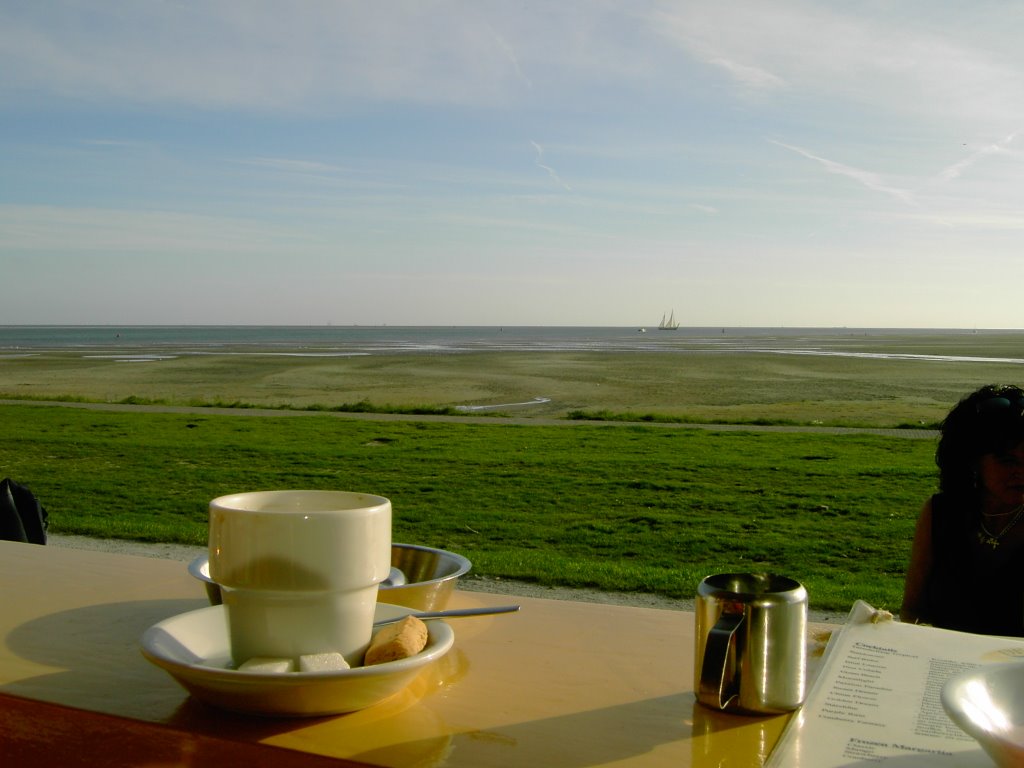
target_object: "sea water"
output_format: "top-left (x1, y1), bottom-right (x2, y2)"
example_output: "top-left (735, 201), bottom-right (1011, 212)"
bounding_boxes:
top-left (0, 326), bottom-right (1021, 364)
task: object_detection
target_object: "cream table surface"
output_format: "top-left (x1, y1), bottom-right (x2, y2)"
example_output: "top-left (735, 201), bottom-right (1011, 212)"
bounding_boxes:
top-left (0, 540), bottom-right (811, 767)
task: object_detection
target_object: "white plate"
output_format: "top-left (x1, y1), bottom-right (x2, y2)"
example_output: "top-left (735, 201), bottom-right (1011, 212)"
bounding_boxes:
top-left (941, 661), bottom-right (1024, 767)
top-left (141, 603), bottom-right (454, 716)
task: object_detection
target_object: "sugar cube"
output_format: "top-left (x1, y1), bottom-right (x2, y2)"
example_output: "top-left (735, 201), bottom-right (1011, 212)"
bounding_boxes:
top-left (238, 657), bottom-right (295, 673)
top-left (299, 652), bottom-right (351, 672)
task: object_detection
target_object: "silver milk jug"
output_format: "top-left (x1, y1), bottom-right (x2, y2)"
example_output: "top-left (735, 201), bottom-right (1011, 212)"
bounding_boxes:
top-left (694, 573), bottom-right (808, 715)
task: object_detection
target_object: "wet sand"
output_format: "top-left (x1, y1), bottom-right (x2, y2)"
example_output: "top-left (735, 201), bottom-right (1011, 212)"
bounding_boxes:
top-left (3, 343), bottom-right (1024, 427)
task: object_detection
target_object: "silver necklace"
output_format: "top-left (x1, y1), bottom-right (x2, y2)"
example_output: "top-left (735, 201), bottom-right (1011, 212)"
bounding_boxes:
top-left (978, 504), bottom-right (1024, 549)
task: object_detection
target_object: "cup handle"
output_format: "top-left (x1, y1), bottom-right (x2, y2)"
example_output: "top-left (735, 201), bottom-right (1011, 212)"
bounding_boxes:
top-left (699, 611), bottom-right (744, 710)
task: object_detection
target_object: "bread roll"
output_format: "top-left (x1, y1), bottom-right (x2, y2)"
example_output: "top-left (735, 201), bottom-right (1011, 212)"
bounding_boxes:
top-left (364, 616), bottom-right (428, 665)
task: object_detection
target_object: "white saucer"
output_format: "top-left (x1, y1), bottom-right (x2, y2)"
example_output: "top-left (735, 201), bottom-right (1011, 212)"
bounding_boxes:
top-left (141, 603), bottom-right (454, 716)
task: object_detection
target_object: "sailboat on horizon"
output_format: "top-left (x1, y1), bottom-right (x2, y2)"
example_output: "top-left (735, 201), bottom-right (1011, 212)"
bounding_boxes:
top-left (658, 310), bottom-right (680, 330)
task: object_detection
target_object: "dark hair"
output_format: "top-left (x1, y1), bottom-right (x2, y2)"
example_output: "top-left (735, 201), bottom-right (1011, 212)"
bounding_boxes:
top-left (936, 384), bottom-right (1024, 499)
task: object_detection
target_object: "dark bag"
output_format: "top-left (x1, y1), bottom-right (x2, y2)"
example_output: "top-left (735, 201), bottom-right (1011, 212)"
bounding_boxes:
top-left (0, 478), bottom-right (48, 544)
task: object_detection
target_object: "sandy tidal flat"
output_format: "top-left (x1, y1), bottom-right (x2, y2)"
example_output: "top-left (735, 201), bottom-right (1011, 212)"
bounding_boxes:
top-left (3, 330), bottom-right (1024, 427)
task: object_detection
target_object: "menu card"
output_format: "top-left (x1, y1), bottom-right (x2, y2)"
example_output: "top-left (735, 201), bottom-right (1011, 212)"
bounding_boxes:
top-left (766, 600), bottom-right (1024, 766)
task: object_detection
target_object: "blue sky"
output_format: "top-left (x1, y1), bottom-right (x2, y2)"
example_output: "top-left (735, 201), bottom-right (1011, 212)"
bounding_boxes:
top-left (2, 1), bottom-right (1022, 328)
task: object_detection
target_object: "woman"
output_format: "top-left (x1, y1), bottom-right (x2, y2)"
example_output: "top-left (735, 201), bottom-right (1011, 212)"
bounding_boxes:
top-left (901, 384), bottom-right (1024, 635)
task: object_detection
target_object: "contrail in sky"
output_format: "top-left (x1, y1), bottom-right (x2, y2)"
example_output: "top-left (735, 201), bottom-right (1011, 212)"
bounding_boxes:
top-left (531, 141), bottom-right (571, 191)
top-left (489, 26), bottom-right (533, 90)
top-left (770, 139), bottom-right (918, 207)
top-left (937, 133), bottom-right (1019, 182)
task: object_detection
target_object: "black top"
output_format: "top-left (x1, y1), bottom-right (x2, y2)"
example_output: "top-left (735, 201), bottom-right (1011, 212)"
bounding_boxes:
top-left (926, 492), bottom-right (1024, 636)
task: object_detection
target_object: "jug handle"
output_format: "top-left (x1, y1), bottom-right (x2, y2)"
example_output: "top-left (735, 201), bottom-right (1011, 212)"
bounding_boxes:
top-left (699, 611), bottom-right (744, 710)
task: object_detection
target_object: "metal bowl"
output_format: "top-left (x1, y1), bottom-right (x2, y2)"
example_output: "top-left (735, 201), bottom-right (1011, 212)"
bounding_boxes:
top-left (381, 543), bottom-right (472, 611)
top-left (189, 543), bottom-right (471, 612)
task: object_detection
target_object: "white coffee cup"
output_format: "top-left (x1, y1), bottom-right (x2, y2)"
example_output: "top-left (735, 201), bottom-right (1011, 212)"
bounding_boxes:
top-left (208, 490), bottom-right (392, 667)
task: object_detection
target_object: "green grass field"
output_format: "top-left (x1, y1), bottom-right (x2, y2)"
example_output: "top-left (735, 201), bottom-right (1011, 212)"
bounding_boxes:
top-left (0, 402), bottom-right (936, 613)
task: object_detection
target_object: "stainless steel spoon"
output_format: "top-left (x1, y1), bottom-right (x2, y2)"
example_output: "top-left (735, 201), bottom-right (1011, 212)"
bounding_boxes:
top-left (373, 604), bottom-right (520, 627)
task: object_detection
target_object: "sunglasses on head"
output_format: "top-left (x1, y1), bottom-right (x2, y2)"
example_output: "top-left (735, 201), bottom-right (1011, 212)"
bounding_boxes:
top-left (976, 393), bottom-right (1024, 416)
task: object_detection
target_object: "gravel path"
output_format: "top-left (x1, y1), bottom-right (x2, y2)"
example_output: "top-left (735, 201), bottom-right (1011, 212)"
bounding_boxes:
top-left (46, 533), bottom-right (846, 622)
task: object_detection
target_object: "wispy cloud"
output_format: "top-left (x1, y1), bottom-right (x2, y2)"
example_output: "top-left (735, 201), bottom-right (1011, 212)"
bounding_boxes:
top-left (239, 157), bottom-right (350, 175)
top-left (689, 203), bottom-right (719, 215)
top-left (705, 56), bottom-right (785, 90)
top-left (78, 138), bottom-right (154, 150)
top-left (6, 0), bottom-right (1018, 133)
top-left (651, 1), bottom-right (1024, 129)
top-left (908, 210), bottom-right (1024, 230)
top-left (0, 205), bottom-right (306, 252)
top-left (0, 2), bottom-right (553, 110)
